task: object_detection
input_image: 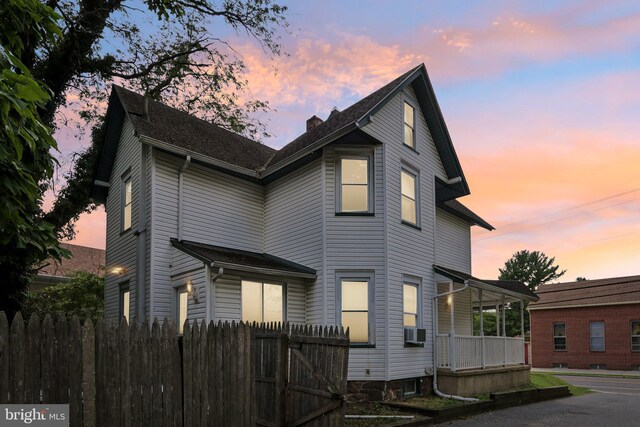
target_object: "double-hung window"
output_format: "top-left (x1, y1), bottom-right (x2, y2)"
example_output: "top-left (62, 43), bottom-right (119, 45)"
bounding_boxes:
top-left (553, 323), bottom-right (566, 351)
top-left (401, 169), bottom-right (418, 226)
top-left (120, 282), bottom-right (130, 323)
top-left (403, 282), bottom-right (419, 327)
top-left (338, 156), bottom-right (371, 213)
top-left (177, 287), bottom-right (188, 334)
top-left (590, 321), bottom-right (605, 352)
top-left (403, 102), bottom-right (415, 149)
top-left (241, 280), bottom-right (284, 324)
top-left (339, 274), bottom-right (374, 345)
top-left (632, 321), bottom-right (640, 352)
top-left (122, 172), bottom-right (132, 232)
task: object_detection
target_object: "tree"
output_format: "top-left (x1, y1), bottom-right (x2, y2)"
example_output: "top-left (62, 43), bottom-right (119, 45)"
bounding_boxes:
top-left (1, 0), bottom-right (289, 309)
top-left (576, 277), bottom-right (588, 281)
top-left (498, 250), bottom-right (566, 335)
top-left (498, 250), bottom-right (566, 291)
top-left (0, 0), bottom-right (68, 315)
top-left (22, 272), bottom-right (104, 323)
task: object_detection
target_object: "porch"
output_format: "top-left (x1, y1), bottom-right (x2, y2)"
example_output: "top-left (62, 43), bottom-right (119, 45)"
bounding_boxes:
top-left (433, 266), bottom-right (539, 395)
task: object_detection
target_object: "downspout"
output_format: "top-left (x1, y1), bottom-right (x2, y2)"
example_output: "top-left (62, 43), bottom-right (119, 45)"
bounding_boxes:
top-left (177, 155), bottom-right (191, 241)
top-left (135, 144), bottom-right (149, 323)
top-left (432, 279), bottom-right (478, 402)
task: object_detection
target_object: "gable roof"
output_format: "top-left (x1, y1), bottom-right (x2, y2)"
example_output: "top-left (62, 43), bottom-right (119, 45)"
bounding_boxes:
top-left (438, 199), bottom-right (494, 231)
top-left (38, 243), bottom-right (106, 278)
top-left (94, 64), bottom-right (470, 201)
top-left (171, 239), bottom-right (316, 280)
top-left (528, 275), bottom-right (640, 310)
top-left (434, 265), bottom-right (539, 301)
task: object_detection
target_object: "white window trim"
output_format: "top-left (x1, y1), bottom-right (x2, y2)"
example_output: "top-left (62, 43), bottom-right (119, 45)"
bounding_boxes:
top-left (176, 285), bottom-right (188, 334)
top-left (590, 321), bottom-right (605, 352)
top-left (401, 164), bottom-right (420, 228)
top-left (120, 168), bottom-right (132, 233)
top-left (336, 271), bottom-right (375, 346)
top-left (335, 149), bottom-right (375, 215)
top-left (402, 97), bottom-right (417, 151)
top-left (119, 281), bottom-right (130, 322)
top-left (553, 322), bottom-right (566, 351)
top-left (403, 276), bottom-right (422, 328)
top-left (631, 320), bottom-right (640, 352)
top-left (240, 279), bottom-right (287, 324)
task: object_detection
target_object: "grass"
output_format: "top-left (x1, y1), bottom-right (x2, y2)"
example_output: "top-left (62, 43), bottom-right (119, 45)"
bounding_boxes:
top-left (345, 402), bottom-right (424, 427)
top-left (530, 372), bottom-right (592, 396)
top-left (403, 394), bottom-right (479, 410)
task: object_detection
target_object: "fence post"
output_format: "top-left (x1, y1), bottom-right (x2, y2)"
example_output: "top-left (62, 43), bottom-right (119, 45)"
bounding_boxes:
top-left (275, 332), bottom-right (288, 426)
top-left (82, 319), bottom-right (96, 427)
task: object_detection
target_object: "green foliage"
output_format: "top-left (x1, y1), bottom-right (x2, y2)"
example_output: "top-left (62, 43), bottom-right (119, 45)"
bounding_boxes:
top-left (576, 277), bottom-right (588, 281)
top-left (499, 250), bottom-right (566, 291)
top-left (22, 272), bottom-right (104, 323)
top-left (0, 0), bottom-right (67, 313)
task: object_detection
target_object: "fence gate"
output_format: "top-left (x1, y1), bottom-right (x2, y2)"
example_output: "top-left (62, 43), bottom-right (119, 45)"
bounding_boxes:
top-left (286, 326), bottom-right (349, 427)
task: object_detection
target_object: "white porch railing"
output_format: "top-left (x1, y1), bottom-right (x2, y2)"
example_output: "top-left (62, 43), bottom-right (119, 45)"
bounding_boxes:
top-left (436, 334), bottom-right (525, 371)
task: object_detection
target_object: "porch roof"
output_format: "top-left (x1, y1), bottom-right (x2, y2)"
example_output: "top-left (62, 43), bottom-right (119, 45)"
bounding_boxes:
top-left (171, 239), bottom-right (317, 280)
top-left (434, 265), bottom-right (539, 302)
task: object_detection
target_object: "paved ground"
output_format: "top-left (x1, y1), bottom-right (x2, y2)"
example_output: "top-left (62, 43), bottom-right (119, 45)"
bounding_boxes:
top-left (445, 376), bottom-right (640, 426)
top-left (532, 367), bottom-right (640, 378)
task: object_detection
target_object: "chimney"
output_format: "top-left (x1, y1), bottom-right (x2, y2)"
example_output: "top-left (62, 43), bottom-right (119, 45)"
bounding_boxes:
top-left (328, 107), bottom-right (340, 119)
top-left (306, 115), bottom-right (323, 131)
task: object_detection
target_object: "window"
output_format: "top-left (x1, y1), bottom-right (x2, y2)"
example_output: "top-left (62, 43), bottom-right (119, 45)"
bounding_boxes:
top-left (403, 283), bottom-right (419, 327)
top-left (338, 156), bottom-right (371, 213)
top-left (120, 283), bottom-right (130, 323)
top-left (401, 169), bottom-right (418, 225)
top-left (403, 102), bottom-right (415, 149)
top-left (339, 274), bottom-right (374, 345)
top-left (122, 173), bottom-right (132, 232)
top-left (590, 321), bottom-right (605, 352)
top-left (632, 321), bottom-right (640, 352)
top-left (177, 288), bottom-right (188, 333)
top-left (241, 281), bottom-right (284, 323)
top-left (553, 323), bottom-right (566, 351)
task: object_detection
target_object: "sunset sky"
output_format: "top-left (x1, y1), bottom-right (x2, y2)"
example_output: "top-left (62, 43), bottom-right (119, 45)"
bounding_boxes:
top-left (62, 0), bottom-right (640, 281)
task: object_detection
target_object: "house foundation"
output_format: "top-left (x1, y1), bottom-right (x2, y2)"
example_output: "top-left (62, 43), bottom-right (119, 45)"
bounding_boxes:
top-left (437, 365), bottom-right (531, 397)
top-left (346, 376), bottom-right (433, 402)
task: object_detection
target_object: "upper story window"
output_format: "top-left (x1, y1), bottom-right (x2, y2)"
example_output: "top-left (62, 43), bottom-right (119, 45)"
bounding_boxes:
top-left (177, 287), bottom-right (188, 334)
top-left (122, 172), bottom-right (132, 232)
top-left (338, 272), bottom-right (374, 346)
top-left (401, 169), bottom-right (419, 226)
top-left (590, 321), bottom-right (605, 352)
top-left (553, 323), bottom-right (566, 351)
top-left (337, 153), bottom-right (373, 214)
top-left (241, 280), bottom-right (284, 324)
top-left (632, 321), bottom-right (640, 352)
top-left (403, 101), bottom-right (415, 149)
top-left (403, 282), bottom-right (419, 327)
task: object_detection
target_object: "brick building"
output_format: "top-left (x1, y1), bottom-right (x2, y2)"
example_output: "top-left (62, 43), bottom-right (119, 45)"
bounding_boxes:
top-left (529, 275), bottom-right (640, 371)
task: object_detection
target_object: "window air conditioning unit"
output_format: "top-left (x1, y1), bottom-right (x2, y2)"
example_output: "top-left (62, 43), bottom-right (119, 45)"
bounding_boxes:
top-left (404, 327), bottom-right (427, 343)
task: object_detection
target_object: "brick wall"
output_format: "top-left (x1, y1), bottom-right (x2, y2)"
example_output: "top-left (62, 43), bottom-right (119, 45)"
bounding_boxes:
top-left (530, 304), bottom-right (640, 370)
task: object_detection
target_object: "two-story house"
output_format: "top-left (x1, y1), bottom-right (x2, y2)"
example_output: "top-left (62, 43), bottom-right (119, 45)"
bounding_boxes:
top-left (93, 64), bottom-right (537, 400)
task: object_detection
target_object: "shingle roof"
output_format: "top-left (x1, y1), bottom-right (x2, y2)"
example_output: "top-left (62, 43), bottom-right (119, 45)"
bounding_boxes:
top-left (265, 66), bottom-right (419, 168)
top-left (434, 265), bottom-right (539, 300)
top-left (171, 239), bottom-right (316, 278)
top-left (38, 243), bottom-right (106, 277)
top-left (438, 199), bottom-right (494, 231)
top-left (528, 275), bottom-right (640, 309)
top-left (113, 86), bottom-right (276, 171)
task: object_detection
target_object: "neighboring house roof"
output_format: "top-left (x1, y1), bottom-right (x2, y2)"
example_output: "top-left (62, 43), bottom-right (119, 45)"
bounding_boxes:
top-left (171, 239), bottom-right (317, 280)
top-left (94, 63), bottom-right (470, 202)
top-left (438, 199), bottom-right (494, 231)
top-left (434, 265), bottom-right (539, 301)
top-left (38, 243), bottom-right (106, 278)
top-left (528, 275), bottom-right (640, 310)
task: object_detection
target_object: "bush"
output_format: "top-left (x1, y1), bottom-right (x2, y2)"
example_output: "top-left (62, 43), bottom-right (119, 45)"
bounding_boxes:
top-left (22, 271), bottom-right (104, 322)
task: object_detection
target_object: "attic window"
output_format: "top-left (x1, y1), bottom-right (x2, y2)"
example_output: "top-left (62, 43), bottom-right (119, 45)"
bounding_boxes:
top-left (403, 102), bottom-right (415, 149)
top-left (121, 172), bottom-right (132, 232)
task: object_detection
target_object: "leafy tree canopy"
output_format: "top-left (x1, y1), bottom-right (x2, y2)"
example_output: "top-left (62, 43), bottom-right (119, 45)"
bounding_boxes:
top-left (498, 250), bottom-right (566, 291)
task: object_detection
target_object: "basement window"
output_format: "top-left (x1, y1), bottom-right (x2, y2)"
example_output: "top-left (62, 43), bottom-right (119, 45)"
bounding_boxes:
top-left (402, 379), bottom-right (419, 397)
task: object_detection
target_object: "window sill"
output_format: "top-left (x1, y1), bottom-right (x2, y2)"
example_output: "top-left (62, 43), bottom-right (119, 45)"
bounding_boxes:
top-left (553, 349), bottom-right (567, 352)
top-left (120, 228), bottom-right (132, 236)
top-left (336, 212), bottom-right (375, 217)
top-left (403, 144), bottom-right (419, 155)
top-left (401, 221), bottom-right (421, 231)
top-left (404, 342), bottom-right (424, 348)
top-left (350, 343), bottom-right (375, 349)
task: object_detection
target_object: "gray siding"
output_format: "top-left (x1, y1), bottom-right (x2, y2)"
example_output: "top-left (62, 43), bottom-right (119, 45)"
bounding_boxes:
top-left (323, 145), bottom-right (387, 381)
top-left (171, 264), bottom-right (207, 325)
top-left (435, 208), bottom-right (472, 274)
top-left (436, 283), bottom-right (473, 335)
top-left (104, 118), bottom-right (140, 320)
top-left (363, 85), bottom-right (448, 380)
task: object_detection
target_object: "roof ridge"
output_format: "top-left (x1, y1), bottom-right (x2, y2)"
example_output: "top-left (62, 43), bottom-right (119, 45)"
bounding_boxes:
top-left (536, 276), bottom-right (640, 293)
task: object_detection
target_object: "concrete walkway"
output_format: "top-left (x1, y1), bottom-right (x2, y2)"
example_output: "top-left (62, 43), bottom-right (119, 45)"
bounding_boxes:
top-left (532, 367), bottom-right (640, 377)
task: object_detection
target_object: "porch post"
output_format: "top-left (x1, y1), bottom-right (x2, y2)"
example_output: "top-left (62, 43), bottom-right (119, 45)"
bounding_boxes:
top-left (495, 304), bottom-right (500, 336)
top-left (502, 296), bottom-right (507, 366)
top-left (521, 299), bottom-right (525, 365)
top-left (449, 281), bottom-right (456, 372)
top-left (479, 289), bottom-right (485, 369)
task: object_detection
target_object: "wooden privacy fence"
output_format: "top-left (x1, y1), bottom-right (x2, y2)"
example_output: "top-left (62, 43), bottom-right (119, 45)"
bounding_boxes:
top-left (0, 312), bottom-right (349, 427)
